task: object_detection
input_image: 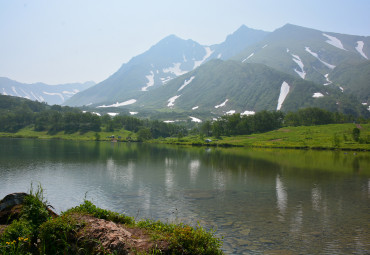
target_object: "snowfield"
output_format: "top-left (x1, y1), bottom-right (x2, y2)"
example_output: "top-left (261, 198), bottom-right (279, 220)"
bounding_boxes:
top-left (215, 99), bottom-right (228, 108)
top-left (322, 33), bottom-right (346, 51)
top-left (163, 63), bottom-right (188, 76)
top-left (167, 95), bottom-right (181, 107)
top-left (305, 47), bottom-right (336, 69)
top-left (178, 76), bottom-right (195, 91)
top-left (241, 111), bottom-right (255, 116)
top-left (189, 116), bottom-right (202, 123)
top-left (97, 99), bottom-right (137, 108)
top-left (225, 110), bottom-right (236, 115)
top-left (312, 93), bottom-right (324, 98)
top-left (324, 73), bottom-right (332, 85)
top-left (107, 112), bottom-right (119, 117)
top-left (129, 112), bottom-right (138, 115)
top-left (43, 91), bottom-right (64, 101)
top-left (192, 106), bottom-right (199, 110)
top-left (193, 47), bottom-right (214, 69)
top-left (291, 54), bottom-right (306, 79)
top-left (141, 71), bottom-right (155, 91)
top-left (242, 53), bottom-right (254, 63)
top-left (356, 41), bottom-right (368, 59)
top-left (277, 81), bottom-right (290, 110)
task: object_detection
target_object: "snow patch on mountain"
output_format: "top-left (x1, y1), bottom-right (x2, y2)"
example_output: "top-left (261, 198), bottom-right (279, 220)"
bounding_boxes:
top-left (286, 48), bottom-right (290, 53)
top-left (160, 76), bottom-right (172, 84)
top-left (62, 90), bottom-right (77, 95)
top-left (339, 86), bottom-right (344, 92)
top-left (31, 92), bottom-right (43, 101)
top-left (2, 88), bottom-right (8, 95)
top-left (12, 86), bottom-right (21, 97)
top-left (129, 112), bottom-right (138, 115)
top-left (215, 99), bottom-right (228, 108)
top-left (291, 54), bottom-right (306, 79)
top-left (277, 81), bottom-right (290, 110)
top-left (107, 112), bottom-right (119, 117)
top-left (141, 71), bottom-right (155, 91)
top-left (192, 106), bottom-right (199, 110)
top-left (312, 93), bottom-right (324, 98)
top-left (178, 76), bottom-right (195, 91)
top-left (92, 112), bottom-right (101, 116)
top-left (183, 54), bottom-right (187, 62)
top-left (193, 47), bottom-right (214, 69)
top-left (241, 110), bottom-right (255, 116)
top-left (167, 95), bottom-right (181, 107)
top-left (324, 73), bottom-right (332, 85)
top-left (163, 120), bottom-right (175, 123)
top-left (305, 47), bottom-right (336, 69)
top-left (43, 91), bottom-right (64, 101)
top-left (262, 44), bottom-right (268, 48)
top-left (355, 41), bottom-right (368, 59)
top-left (97, 99), bottom-right (137, 108)
top-left (242, 53), bottom-right (254, 63)
top-left (163, 63), bottom-right (187, 76)
top-left (217, 53), bottom-right (222, 59)
top-left (189, 116), bottom-right (202, 123)
top-left (225, 110), bottom-right (236, 115)
top-left (322, 33), bottom-right (346, 51)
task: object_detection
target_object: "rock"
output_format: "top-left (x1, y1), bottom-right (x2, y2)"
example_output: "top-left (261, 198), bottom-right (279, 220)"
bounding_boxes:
top-left (0, 193), bottom-right (28, 224)
top-left (0, 192), bottom-right (28, 211)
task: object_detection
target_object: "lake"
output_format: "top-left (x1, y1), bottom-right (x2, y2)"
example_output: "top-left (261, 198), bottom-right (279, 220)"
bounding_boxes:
top-left (0, 138), bottom-right (369, 254)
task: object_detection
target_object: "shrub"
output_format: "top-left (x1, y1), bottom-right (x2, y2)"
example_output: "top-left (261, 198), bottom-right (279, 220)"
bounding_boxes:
top-left (64, 200), bottom-right (134, 225)
top-left (38, 215), bottom-right (79, 255)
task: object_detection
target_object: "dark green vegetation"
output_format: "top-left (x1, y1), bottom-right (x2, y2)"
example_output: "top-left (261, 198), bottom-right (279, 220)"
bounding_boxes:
top-left (0, 95), bottom-right (186, 140)
top-left (1, 95), bottom-right (369, 150)
top-left (0, 185), bottom-right (223, 255)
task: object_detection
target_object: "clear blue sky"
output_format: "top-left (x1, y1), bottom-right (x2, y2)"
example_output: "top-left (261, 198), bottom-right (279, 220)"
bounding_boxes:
top-left (1, 0), bottom-right (369, 85)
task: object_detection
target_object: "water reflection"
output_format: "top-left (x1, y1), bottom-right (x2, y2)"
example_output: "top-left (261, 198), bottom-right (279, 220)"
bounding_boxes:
top-left (0, 139), bottom-right (369, 254)
top-left (275, 174), bottom-right (287, 220)
top-left (311, 184), bottom-right (321, 212)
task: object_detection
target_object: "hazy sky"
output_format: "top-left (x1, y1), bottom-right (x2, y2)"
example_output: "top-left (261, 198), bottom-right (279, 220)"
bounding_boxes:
top-left (1, 0), bottom-right (370, 85)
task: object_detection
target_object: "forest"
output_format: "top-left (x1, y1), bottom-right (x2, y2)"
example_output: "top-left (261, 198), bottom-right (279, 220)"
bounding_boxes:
top-left (0, 95), bottom-right (365, 141)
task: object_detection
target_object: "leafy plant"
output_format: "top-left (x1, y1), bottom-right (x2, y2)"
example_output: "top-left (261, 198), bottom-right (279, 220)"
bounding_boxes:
top-left (38, 215), bottom-right (79, 255)
top-left (64, 200), bottom-right (134, 225)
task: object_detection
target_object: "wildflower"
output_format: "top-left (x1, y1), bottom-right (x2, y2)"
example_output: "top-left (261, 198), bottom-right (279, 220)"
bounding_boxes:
top-left (6, 241), bottom-right (10, 245)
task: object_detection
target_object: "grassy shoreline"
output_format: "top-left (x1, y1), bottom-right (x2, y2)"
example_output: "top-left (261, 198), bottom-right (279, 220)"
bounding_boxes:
top-left (151, 123), bottom-right (370, 151)
top-left (0, 123), bottom-right (369, 151)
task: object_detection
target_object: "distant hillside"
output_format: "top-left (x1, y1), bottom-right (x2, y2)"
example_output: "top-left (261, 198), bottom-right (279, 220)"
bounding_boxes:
top-left (65, 26), bottom-right (269, 107)
top-left (0, 77), bottom-right (95, 105)
top-left (233, 24), bottom-right (370, 102)
top-left (134, 60), bottom-right (368, 118)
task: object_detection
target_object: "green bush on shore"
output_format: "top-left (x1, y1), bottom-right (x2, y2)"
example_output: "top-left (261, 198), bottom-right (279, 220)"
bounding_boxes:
top-left (0, 185), bottom-right (224, 255)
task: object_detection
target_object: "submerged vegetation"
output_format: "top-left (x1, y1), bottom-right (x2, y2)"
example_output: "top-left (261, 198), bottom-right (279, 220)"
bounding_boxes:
top-left (0, 185), bottom-right (223, 254)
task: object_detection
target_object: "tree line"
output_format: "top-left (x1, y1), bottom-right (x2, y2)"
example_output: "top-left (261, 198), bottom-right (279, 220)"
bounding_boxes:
top-left (0, 95), bottom-right (366, 140)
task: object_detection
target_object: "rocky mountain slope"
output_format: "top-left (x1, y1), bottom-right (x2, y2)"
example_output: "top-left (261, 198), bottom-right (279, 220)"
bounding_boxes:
top-left (0, 77), bottom-right (94, 105)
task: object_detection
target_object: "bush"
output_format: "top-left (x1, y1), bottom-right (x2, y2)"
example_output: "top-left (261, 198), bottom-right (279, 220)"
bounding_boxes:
top-left (64, 200), bottom-right (134, 225)
top-left (38, 215), bottom-right (79, 255)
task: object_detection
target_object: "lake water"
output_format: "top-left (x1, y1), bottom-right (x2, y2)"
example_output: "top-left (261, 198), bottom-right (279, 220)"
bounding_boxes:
top-left (0, 138), bottom-right (369, 254)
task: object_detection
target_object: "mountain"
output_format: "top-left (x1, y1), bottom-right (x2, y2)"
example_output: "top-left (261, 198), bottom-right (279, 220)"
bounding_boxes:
top-left (135, 60), bottom-right (368, 117)
top-left (0, 77), bottom-right (95, 105)
top-left (233, 24), bottom-right (370, 102)
top-left (209, 25), bottom-right (270, 60)
top-left (64, 23), bottom-right (369, 118)
top-left (65, 27), bottom-right (269, 107)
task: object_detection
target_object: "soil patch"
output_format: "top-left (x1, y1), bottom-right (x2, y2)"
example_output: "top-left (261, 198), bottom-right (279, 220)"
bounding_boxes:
top-left (71, 214), bottom-right (169, 254)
